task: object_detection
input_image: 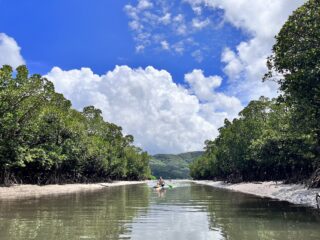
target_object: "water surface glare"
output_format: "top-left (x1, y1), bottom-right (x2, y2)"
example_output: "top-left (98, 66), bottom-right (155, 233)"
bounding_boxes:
top-left (0, 181), bottom-right (320, 240)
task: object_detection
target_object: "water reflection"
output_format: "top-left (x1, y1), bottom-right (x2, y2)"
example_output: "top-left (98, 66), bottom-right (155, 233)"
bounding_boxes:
top-left (190, 184), bottom-right (320, 240)
top-left (0, 185), bottom-right (149, 240)
top-left (0, 182), bottom-right (320, 240)
top-left (155, 188), bottom-right (166, 198)
top-left (127, 182), bottom-right (223, 240)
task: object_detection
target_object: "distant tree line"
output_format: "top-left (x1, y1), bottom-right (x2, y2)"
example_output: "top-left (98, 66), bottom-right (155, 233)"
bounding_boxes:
top-left (190, 0), bottom-right (320, 187)
top-left (150, 151), bottom-right (203, 179)
top-left (0, 65), bottom-right (151, 185)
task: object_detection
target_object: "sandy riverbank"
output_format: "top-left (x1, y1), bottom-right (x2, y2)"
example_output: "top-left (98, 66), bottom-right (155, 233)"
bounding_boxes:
top-left (193, 180), bottom-right (320, 208)
top-left (0, 181), bottom-right (145, 200)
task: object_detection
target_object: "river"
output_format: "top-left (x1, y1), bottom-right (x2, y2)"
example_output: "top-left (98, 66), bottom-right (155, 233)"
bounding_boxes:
top-left (0, 181), bottom-right (319, 240)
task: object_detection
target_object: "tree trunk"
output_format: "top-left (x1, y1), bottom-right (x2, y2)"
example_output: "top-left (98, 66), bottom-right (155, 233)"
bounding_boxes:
top-left (308, 167), bottom-right (320, 188)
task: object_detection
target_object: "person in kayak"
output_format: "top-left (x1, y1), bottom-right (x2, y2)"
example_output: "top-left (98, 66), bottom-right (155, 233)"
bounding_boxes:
top-left (158, 176), bottom-right (165, 188)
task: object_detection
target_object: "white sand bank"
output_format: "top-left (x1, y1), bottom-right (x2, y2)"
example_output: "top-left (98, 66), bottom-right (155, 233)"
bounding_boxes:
top-left (0, 181), bottom-right (145, 200)
top-left (193, 180), bottom-right (320, 208)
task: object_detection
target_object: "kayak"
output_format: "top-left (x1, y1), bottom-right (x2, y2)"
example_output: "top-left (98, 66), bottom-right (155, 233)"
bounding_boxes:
top-left (153, 184), bottom-right (174, 190)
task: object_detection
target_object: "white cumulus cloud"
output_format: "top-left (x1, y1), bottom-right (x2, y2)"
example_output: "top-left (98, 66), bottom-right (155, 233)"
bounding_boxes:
top-left (128, 0), bottom-right (306, 102)
top-left (160, 40), bottom-right (170, 50)
top-left (185, 69), bottom-right (242, 118)
top-left (184, 0), bottom-right (306, 102)
top-left (185, 69), bottom-right (222, 101)
top-left (0, 33), bottom-right (25, 68)
top-left (159, 13), bottom-right (171, 25)
top-left (46, 66), bottom-right (242, 154)
top-left (192, 18), bottom-right (210, 30)
top-left (137, 0), bottom-right (153, 10)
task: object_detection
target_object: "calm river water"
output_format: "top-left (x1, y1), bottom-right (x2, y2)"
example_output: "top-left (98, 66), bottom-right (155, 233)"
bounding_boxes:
top-left (0, 181), bottom-right (319, 240)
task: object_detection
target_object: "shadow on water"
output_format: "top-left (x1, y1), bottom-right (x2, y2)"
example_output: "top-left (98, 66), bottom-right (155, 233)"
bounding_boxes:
top-left (1, 182), bottom-right (320, 240)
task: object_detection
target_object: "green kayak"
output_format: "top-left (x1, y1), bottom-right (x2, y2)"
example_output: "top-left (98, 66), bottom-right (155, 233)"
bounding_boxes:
top-left (153, 184), bottom-right (174, 189)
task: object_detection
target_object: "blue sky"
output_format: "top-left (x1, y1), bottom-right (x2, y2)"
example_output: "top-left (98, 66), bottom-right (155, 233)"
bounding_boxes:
top-left (0, 0), bottom-right (247, 87)
top-left (0, 0), bottom-right (136, 73)
top-left (0, 0), bottom-right (305, 153)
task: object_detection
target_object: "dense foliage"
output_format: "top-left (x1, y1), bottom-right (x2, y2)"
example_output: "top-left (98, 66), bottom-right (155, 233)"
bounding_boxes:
top-left (191, 0), bottom-right (320, 185)
top-left (190, 97), bottom-right (315, 182)
top-left (150, 151), bottom-right (203, 179)
top-left (0, 65), bottom-right (151, 185)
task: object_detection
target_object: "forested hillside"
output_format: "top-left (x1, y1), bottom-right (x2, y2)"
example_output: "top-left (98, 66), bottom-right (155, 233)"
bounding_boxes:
top-left (150, 151), bottom-right (203, 179)
top-left (0, 65), bottom-right (151, 185)
top-left (190, 0), bottom-right (320, 187)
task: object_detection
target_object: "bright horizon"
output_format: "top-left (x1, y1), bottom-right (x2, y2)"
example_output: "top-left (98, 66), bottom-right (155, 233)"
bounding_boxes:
top-left (0, 0), bottom-right (306, 154)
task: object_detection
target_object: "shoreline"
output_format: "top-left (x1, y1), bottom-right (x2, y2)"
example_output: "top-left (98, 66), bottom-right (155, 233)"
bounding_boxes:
top-left (0, 181), bottom-right (145, 200)
top-left (192, 180), bottom-right (320, 208)
top-left (2, 180), bottom-right (319, 208)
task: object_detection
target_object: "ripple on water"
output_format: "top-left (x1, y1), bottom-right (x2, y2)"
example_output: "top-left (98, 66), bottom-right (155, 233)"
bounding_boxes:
top-left (0, 182), bottom-right (320, 240)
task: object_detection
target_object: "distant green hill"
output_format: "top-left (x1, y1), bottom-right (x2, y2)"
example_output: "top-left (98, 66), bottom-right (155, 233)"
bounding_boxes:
top-left (150, 151), bottom-right (203, 179)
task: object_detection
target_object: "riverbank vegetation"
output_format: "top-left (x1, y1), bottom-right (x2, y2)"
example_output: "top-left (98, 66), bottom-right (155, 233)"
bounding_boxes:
top-left (0, 65), bottom-right (151, 185)
top-left (190, 0), bottom-right (320, 187)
